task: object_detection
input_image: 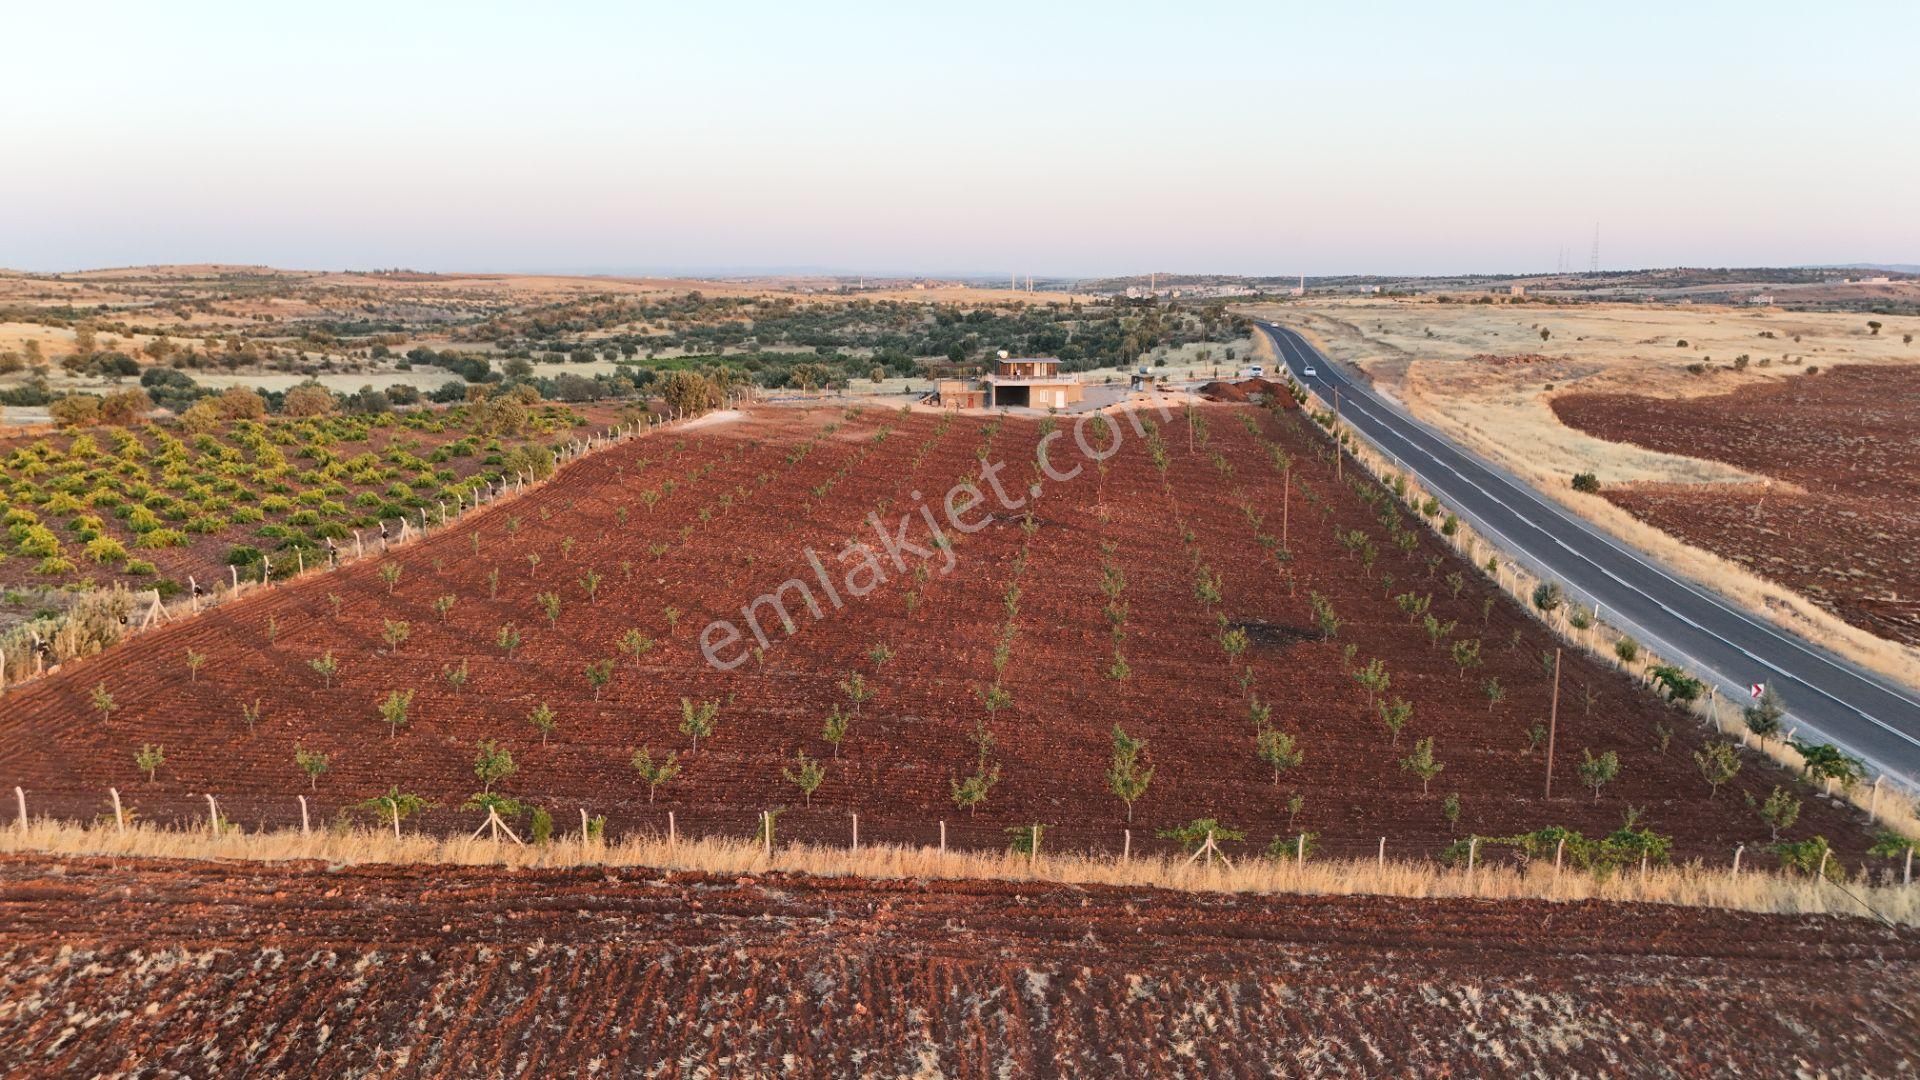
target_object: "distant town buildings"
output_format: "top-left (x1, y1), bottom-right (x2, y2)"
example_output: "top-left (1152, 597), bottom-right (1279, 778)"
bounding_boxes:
top-left (1747, 294), bottom-right (1774, 305)
top-left (1509, 284), bottom-right (1527, 297)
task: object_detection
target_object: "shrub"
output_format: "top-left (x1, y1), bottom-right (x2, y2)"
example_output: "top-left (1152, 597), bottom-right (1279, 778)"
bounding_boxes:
top-left (679, 697), bottom-right (719, 752)
top-left (1531, 581), bottom-right (1563, 613)
top-left (1743, 685), bottom-right (1785, 741)
top-left (1614, 636), bottom-right (1640, 664)
top-left (1694, 740), bottom-right (1741, 797)
top-left (134, 743), bottom-right (164, 783)
top-left (1400, 737), bottom-right (1443, 794)
top-left (1106, 725), bottom-right (1153, 822)
top-left (1576, 749), bottom-right (1620, 802)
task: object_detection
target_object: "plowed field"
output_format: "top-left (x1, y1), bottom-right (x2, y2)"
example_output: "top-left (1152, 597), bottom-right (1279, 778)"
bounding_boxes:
top-left (1, 854), bottom-right (1915, 1077)
top-left (0, 401), bottom-right (1886, 867)
top-left (1553, 364), bottom-right (1920, 646)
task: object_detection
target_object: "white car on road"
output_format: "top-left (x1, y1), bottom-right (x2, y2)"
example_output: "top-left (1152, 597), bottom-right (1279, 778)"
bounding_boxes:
top-left (1302, 364), bottom-right (1317, 377)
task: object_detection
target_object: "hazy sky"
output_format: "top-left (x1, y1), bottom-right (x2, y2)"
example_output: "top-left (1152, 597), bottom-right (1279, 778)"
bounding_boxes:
top-left (4, 1), bottom-right (1915, 277)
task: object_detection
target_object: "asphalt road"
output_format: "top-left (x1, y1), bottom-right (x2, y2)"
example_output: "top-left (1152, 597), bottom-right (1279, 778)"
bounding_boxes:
top-left (1257, 321), bottom-right (1920, 790)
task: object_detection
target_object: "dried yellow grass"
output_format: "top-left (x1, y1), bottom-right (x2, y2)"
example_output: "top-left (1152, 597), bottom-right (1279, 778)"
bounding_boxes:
top-left (3, 817), bottom-right (1913, 925)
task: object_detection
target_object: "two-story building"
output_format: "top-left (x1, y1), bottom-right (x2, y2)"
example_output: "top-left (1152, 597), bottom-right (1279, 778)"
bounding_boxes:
top-left (936, 355), bottom-right (1085, 410)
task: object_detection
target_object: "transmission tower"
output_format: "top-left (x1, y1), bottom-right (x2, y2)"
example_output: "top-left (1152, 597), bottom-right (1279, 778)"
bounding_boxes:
top-left (1588, 225), bottom-right (1600, 275)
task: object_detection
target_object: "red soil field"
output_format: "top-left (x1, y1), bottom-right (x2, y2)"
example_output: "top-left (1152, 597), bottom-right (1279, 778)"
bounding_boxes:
top-left (1553, 365), bottom-right (1920, 646)
top-left (1, 854), bottom-right (1915, 1076)
top-left (0, 400), bottom-right (1892, 869)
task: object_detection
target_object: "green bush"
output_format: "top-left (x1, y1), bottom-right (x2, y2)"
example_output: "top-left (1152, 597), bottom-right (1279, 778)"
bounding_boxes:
top-left (137, 528), bottom-right (189, 549)
top-left (1570, 472), bottom-right (1601, 494)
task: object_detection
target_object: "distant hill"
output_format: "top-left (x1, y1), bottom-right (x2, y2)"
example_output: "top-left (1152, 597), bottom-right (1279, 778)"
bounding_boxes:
top-left (1805, 263), bottom-right (1920, 274)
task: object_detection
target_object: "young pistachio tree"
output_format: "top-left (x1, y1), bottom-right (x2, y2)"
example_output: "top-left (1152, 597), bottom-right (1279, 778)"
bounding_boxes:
top-left (1401, 737), bottom-right (1443, 795)
top-left (1754, 786), bottom-right (1801, 841)
top-left (630, 746), bottom-right (681, 803)
top-left (310, 651), bottom-right (339, 688)
top-left (134, 743), bottom-right (164, 783)
top-left (679, 697), bottom-right (719, 752)
top-left (1694, 741), bottom-right (1742, 798)
top-left (584, 659), bottom-right (614, 701)
top-left (357, 786), bottom-right (430, 838)
top-left (1256, 727), bottom-right (1302, 785)
top-left (537, 591), bottom-right (563, 628)
top-left (92, 682), bottom-right (117, 721)
top-left (377, 689), bottom-right (415, 739)
top-left (1107, 725), bottom-right (1153, 823)
top-left (497, 623), bottom-right (522, 659)
top-left (295, 747), bottom-right (329, 790)
top-left (185, 648), bottom-right (207, 682)
top-left (837, 673), bottom-right (873, 715)
top-left (527, 702), bottom-right (557, 746)
top-left (618, 628), bottom-right (655, 666)
top-left (1577, 748), bottom-right (1620, 802)
top-left (822, 705), bottom-right (851, 758)
top-left (1378, 698), bottom-right (1413, 747)
top-left (473, 739), bottom-right (517, 793)
top-left (783, 750), bottom-right (827, 807)
top-left (379, 562), bottom-right (402, 594)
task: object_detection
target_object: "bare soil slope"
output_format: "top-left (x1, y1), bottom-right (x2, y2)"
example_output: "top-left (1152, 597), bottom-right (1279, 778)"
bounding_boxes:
top-left (1554, 364), bottom-right (1920, 646)
top-left (0, 854), bottom-right (1914, 1077)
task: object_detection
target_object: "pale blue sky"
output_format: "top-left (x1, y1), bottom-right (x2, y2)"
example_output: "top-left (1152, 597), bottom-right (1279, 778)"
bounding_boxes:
top-left (3, 1), bottom-right (1915, 276)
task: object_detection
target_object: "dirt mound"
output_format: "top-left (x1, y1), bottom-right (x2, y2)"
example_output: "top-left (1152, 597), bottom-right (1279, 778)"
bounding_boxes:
top-left (2, 854), bottom-right (1914, 1075)
top-left (1197, 377), bottom-right (1294, 403)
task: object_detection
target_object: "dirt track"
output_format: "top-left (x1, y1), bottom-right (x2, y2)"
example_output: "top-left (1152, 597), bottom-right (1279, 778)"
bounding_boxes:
top-left (1554, 365), bottom-right (1920, 646)
top-left (0, 853), bottom-right (1914, 1077)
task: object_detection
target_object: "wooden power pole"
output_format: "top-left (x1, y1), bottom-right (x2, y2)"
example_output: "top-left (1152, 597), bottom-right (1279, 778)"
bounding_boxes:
top-left (1544, 648), bottom-right (1562, 798)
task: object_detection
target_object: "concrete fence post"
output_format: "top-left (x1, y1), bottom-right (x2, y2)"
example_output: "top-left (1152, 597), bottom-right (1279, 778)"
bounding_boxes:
top-left (1905, 846), bottom-right (1912, 887)
top-left (1297, 833), bottom-right (1306, 862)
top-left (1869, 775), bottom-right (1882, 823)
top-left (851, 812), bottom-right (859, 852)
top-left (204, 793), bottom-right (221, 835)
top-left (110, 787), bottom-right (125, 832)
top-left (299, 795), bottom-right (310, 837)
top-left (14, 786), bottom-right (26, 831)
top-left (762, 811), bottom-right (772, 856)
top-left (1466, 837), bottom-right (1477, 880)
top-left (1123, 829), bottom-right (1131, 862)
top-left (940, 820), bottom-right (947, 854)
top-left (668, 811), bottom-right (676, 848)
top-left (1377, 836), bottom-right (1385, 869)
top-left (1817, 849), bottom-right (1831, 883)
top-left (580, 808), bottom-right (590, 861)
top-left (1733, 844), bottom-right (1744, 875)
top-left (1554, 837), bottom-right (1565, 878)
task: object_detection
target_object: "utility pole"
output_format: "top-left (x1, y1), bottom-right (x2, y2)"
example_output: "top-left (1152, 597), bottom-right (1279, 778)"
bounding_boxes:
top-left (1333, 387), bottom-right (1342, 480)
top-left (1544, 648), bottom-right (1562, 798)
top-left (1282, 466), bottom-right (1290, 549)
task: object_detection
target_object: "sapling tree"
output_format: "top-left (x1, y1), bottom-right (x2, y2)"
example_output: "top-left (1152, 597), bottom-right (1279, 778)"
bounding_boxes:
top-left (1287, 792), bottom-right (1305, 829)
top-left (526, 552), bottom-right (542, 577)
top-left (1378, 697), bottom-right (1413, 746)
top-left (1256, 727), bottom-right (1302, 784)
top-left (92, 682), bottom-right (116, 721)
top-left (1615, 636), bottom-right (1640, 664)
top-left (1743, 685), bottom-right (1786, 743)
top-left (328, 592), bottom-right (344, 618)
top-left (783, 750), bottom-right (827, 807)
top-left (382, 619), bottom-right (411, 651)
top-left (1525, 721), bottom-right (1548, 754)
top-left (308, 650), bottom-right (342, 687)
top-left (618, 628), bottom-right (655, 665)
top-left (580, 569), bottom-right (602, 603)
top-left (497, 623), bottom-right (522, 658)
top-left (679, 697), bottom-right (719, 752)
top-left (444, 659), bottom-right (470, 688)
top-left (1451, 638), bottom-right (1482, 681)
top-left (527, 702), bottom-right (557, 745)
top-left (185, 649), bottom-right (206, 682)
top-left (1158, 818), bottom-right (1245, 854)
top-left (1694, 740), bottom-right (1741, 798)
top-left (1107, 725), bottom-right (1153, 822)
top-left (379, 562), bottom-right (402, 594)
top-left (867, 642), bottom-right (895, 667)
top-left (663, 605), bottom-right (683, 632)
top-left (1401, 737), bottom-right (1443, 795)
top-left (378, 689), bottom-right (415, 739)
top-left (822, 705), bottom-right (851, 758)
top-left (584, 659), bottom-right (614, 700)
top-left (1483, 676), bottom-right (1505, 713)
top-left (434, 594), bottom-right (457, 622)
top-left (1354, 659), bottom-right (1389, 705)
top-left (1753, 786), bottom-right (1801, 841)
top-left (838, 672), bottom-right (873, 714)
top-left (241, 699), bottom-right (263, 731)
top-left (537, 591), bottom-right (562, 628)
top-left (474, 739), bottom-right (517, 793)
top-left (1577, 748), bottom-right (1620, 802)
top-left (1790, 740), bottom-right (1864, 789)
top-left (1442, 792), bottom-right (1461, 832)
top-left (630, 746), bottom-right (681, 802)
top-left (951, 763), bottom-right (1000, 815)
top-left (135, 743), bottom-right (164, 783)
top-left (295, 747), bottom-right (329, 790)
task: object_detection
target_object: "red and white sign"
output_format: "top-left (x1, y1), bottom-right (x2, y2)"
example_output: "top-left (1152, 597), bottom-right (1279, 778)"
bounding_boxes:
top-left (1749, 683), bottom-right (1765, 699)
